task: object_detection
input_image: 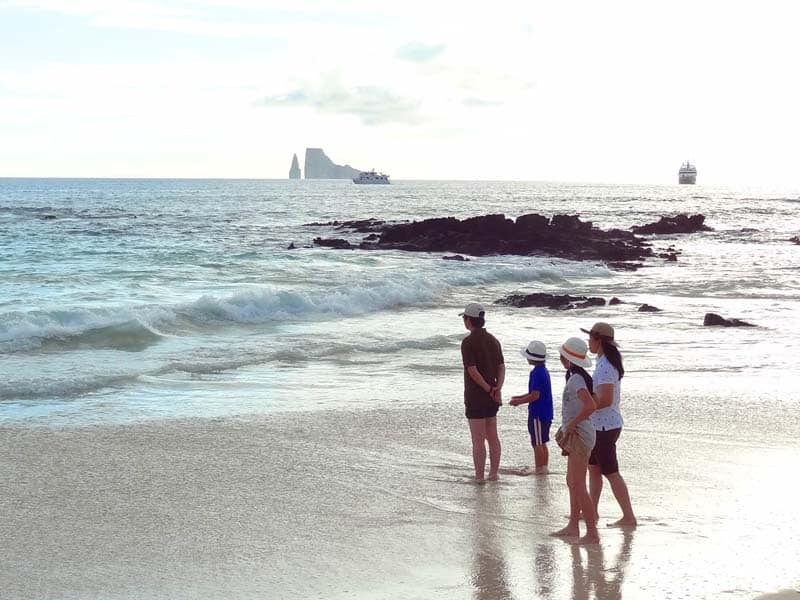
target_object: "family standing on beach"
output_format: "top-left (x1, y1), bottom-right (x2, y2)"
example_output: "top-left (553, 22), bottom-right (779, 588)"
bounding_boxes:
top-left (459, 303), bottom-right (637, 544)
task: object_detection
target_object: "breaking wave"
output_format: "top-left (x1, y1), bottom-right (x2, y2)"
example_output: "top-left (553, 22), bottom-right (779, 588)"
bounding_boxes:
top-left (0, 260), bottom-right (606, 354)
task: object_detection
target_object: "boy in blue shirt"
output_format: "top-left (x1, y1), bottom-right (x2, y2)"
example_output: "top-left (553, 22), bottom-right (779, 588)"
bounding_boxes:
top-left (510, 340), bottom-right (553, 474)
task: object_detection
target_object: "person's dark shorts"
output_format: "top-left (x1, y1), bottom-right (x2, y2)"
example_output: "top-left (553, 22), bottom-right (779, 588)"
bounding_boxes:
top-left (528, 418), bottom-right (551, 446)
top-left (589, 427), bottom-right (622, 474)
top-left (465, 399), bottom-right (499, 419)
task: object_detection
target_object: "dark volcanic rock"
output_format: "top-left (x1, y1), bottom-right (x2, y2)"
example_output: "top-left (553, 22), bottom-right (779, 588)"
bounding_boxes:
top-left (307, 213), bottom-right (664, 267)
top-left (375, 213), bottom-right (653, 265)
top-left (607, 262), bottom-right (643, 271)
top-left (790, 236), bottom-right (800, 245)
top-left (305, 218), bottom-right (386, 232)
top-left (313, 237), bottom-right (355, 249)
top-left (442, 254), bottom-right (469, 261)
top-left (609, 297), bottom-right (623, 305)
top-left (632, 214), bottom-right (712, 235)
top-left (495, 293), bottom-right (606, 311)
top-left (703, 313), bottom-right (755, 327)
top-left (638, 304), bottom-right (661, 312)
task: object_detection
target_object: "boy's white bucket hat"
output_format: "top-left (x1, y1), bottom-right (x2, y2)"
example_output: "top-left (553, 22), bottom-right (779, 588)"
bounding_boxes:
top-left (520, 340), bottom-right (546, 362)
top-left (559, 337), bottom-right (592, 368)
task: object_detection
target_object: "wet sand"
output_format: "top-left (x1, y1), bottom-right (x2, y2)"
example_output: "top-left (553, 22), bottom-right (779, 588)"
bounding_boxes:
top-left (2, 405), bottom-right (798, 599)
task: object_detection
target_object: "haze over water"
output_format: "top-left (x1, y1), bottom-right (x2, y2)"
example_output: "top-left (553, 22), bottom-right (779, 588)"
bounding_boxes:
top-left (1, 178), bottom-right (799, 599)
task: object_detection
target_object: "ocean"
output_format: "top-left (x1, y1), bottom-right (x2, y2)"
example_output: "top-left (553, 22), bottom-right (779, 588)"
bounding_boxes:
top-left (1, 177), bottom-right (799, 599)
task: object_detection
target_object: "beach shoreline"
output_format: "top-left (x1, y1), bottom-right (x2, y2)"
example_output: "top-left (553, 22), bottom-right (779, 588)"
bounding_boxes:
top-left (2, 404), bottom-right (798, 599)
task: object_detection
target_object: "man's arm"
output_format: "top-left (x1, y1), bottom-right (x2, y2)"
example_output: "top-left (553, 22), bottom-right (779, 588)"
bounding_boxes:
top-left (466, 366), bottom-right (493, 393)
top-left (490, 363), bottom-right (505, 404)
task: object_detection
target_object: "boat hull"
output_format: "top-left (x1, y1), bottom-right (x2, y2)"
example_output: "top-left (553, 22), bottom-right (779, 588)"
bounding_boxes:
top-left (678, 173), bottom-right (697, 184)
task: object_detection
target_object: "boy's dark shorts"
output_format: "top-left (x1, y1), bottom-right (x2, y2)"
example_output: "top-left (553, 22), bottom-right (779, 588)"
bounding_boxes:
top-left (528, 418), bottom-right (551, 446)
top-left (589, 427), bottom-right (622, 474)
top-left (465, 400), bottom-right (499, 419)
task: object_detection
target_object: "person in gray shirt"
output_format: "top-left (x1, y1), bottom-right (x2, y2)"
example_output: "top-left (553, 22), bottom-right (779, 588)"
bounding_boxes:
top-left (551, 337), bottom-right (598, 544)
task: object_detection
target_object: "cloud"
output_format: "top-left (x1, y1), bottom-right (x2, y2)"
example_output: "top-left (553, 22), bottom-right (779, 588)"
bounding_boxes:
top-left (462, 97), bottom-right (503, 108)
top-left (259, 77), bottom-right (423, 126)
top-left (395, 42), bottom-right (446, 63)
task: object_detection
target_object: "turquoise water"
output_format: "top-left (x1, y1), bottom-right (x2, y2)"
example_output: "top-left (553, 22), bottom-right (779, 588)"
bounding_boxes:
top-left (2, 178), bottom-right (799, 426)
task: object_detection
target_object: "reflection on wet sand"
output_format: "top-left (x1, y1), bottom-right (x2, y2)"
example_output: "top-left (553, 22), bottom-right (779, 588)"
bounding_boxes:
top-left (570, 530), bottom-right (634, 600)
top-left (470, 486), bottom-right (513, 600)
top-left (531, 474), bottom-right (557, 599)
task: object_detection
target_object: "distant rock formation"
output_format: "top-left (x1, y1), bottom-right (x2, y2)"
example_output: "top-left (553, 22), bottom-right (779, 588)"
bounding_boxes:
top-left (289, 154), bottom-right (301, 179)
top-left (303, 148), bottom-right (360, 179)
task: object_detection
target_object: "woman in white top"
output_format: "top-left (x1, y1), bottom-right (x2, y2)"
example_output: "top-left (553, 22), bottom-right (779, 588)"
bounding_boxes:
top-left (582, 322), bottom-right (637, 528)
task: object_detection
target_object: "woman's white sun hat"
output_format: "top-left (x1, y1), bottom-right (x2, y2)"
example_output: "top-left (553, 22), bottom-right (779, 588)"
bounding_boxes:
top-left (520, 340), bottom-right (546, 362)
top-left (559, 337), bottom-right (592, 368)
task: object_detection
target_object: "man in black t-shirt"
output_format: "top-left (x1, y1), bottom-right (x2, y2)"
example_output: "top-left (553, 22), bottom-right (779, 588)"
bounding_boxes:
top-left (459, 302), bottom-right (505, 482)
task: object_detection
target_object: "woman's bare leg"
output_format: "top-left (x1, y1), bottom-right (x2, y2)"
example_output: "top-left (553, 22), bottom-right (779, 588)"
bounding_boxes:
top-left (588, 464), bottom-right (603, 520)
top-left (551, 458), bottom-right (581, 537)
top-left (571, 456), bottom-right (599, 544)
top-left (468, 419), bottom-right (487, 481)
top-left (605, 472), bottom-right (637, 527)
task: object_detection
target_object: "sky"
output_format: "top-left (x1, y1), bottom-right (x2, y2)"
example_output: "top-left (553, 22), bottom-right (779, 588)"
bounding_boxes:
top-left (1, 0), bottom-right (799, 185)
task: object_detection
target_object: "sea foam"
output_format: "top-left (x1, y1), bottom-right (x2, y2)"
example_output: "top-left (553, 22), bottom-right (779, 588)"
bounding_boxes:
top-left (1, 260), bottom-right (591, 353)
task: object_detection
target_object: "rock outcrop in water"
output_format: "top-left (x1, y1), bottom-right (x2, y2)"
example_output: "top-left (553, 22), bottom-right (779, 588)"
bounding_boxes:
top-left (289, 154), bottom-right (301, 179)
top-left (631, 214), bottom-right (711, 235)
top-left (495, 293), bottom-right (607, 310)
top-left (703, 313), bottom-right (756, 327)
top-left (312, 213), bottom-right (654, 266)
top-left (303, 148), bottom-right (360, 179)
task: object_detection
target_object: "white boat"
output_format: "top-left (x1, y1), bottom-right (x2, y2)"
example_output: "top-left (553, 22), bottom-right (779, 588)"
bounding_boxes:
top-left (353, 170), bottom-right (390, 184)
top-left (678, 161), bottom-right (697, 184)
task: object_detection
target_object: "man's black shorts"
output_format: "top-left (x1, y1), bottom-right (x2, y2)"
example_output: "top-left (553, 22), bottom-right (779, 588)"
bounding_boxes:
top-left (465, 399), bottom-right (499, 419)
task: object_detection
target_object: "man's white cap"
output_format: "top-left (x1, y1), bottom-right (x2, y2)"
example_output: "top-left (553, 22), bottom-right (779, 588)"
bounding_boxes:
top-left (458, 303), bottom-right (485, 318)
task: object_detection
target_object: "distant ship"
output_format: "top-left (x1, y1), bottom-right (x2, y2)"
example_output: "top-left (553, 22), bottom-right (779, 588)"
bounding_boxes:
top-left (678, 161), bottom-right (697, 185)
top-left (353, 170), bottom-right (390, 185)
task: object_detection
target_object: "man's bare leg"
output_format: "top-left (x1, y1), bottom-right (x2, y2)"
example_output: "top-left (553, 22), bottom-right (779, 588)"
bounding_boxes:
top-left (485, 417), bottom-right (501, 480)
top-left (468, 418), bottom-right (488, 482)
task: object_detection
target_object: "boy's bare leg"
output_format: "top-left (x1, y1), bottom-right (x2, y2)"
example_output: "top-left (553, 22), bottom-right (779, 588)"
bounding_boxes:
top-left (485, 417), bottom-right (501, 480)
top-left (605, 472), bottom-right (637, 527)
top-left (534, 444), bottom-right (549, 474)
top-left (468, 419), bottom-right (487, 481)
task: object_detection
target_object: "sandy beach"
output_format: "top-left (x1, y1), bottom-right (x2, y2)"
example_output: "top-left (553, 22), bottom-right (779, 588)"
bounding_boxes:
top-left (2, 401), bottom-right (798, 600)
